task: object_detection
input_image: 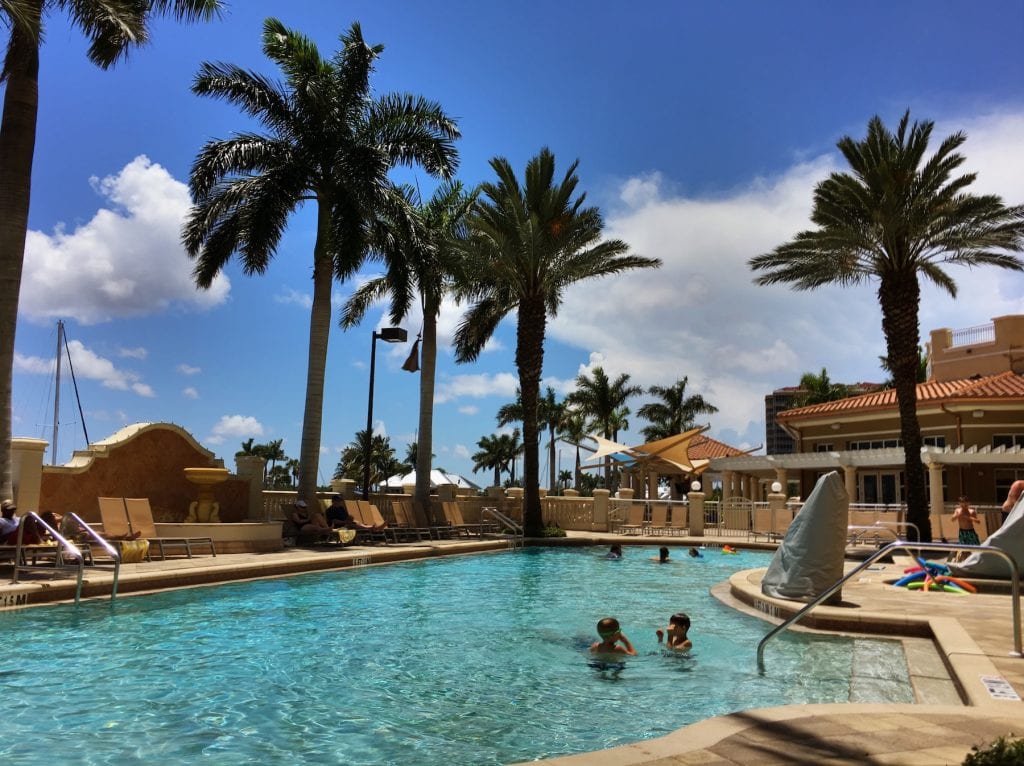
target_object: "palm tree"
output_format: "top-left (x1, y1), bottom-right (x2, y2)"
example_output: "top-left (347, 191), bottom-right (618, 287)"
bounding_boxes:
top-left (558, 408), bottom-right (589, 490)
top-left (341, 181), bottom-right (474, 512)
top-left (879, 347), bottom-right (928, 389)
top-left (236, 437), bottom-right (257, 456)
top-left (285, 458), bottom-right (301, 487)
top-left (558, 469), bottom-right (573, 492)
top-left (750, 110), bottom-right (1024, 541)
top-left (335, 429), bottom-right (400, 494)
top-left (637, 376), bottom-right (718, 442)
top-left (496, 387), bottom-right (564, 491)
top-left (264, 438), bottom-right (286, 477)
top-left (472, 433), bottom-right (507, 487)
top-left (566, 366), bottom-right (643, 487)
top-left (453, 149), bottom-right (660, 535)
top-left (182, 19), bottom-right (459, 506)
top-left (794, 368), bottom-right (850, 407)
top-left (0, 0), bottom-right (222, 499)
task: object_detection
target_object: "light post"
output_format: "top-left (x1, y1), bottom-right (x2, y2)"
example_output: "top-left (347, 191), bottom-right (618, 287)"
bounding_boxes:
top-left (364, 327), bottom-right (407, 499)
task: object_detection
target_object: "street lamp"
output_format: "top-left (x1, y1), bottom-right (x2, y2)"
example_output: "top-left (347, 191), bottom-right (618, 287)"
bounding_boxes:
top-left (364, 327), bottom-right (408, 499)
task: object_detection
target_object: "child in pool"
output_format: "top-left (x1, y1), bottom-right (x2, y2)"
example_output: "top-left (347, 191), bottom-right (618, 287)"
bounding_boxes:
top-left (656, 612), bottom-right (693, 651)
top-left (590, 617), bottom-right (637, 656)
top-left (605, 544), bottom-right (623, 560)
top-left (651, 546), bottom-right (671, 563)
top-left (688, 547), bottom-right (702, 559)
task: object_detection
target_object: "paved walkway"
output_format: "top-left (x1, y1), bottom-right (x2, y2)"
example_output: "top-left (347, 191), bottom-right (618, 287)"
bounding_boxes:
top-left (4, 533), bottom-right (1024, 764)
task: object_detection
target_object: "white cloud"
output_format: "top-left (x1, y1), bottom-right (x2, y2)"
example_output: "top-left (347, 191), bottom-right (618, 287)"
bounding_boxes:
top-left (19, 155), bottom-right (230, 325)
top-left (207, 415), bottom-right (264, 445)
top-left (457, 404), bottom-right (480, 415)
top-left (118, 346), bottom-right (147, 360)
top-left (177, 363), bottom-right (201, 376)
top-left (547, 108), bottom-right (1024, 450)
top-left (15, 339), bottom-right (154, 397)
top-left (182, 387), bottom-right (199, 400)
top-left (275, 287), bottom-right (312, 310)
top-left (453, 444), bottom-right (470, 459)
top-left (434, 371), bottom-right (519, 404)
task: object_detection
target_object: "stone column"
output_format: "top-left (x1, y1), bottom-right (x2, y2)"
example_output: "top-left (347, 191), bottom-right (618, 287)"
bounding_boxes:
top-left (11, 438), bottom-right (47, 511)
top-left (592, 488), bottom-right (610, 531)
top-left (842, 465), bottom-right (857, 503)
top-left (688, 488), bottom-right (705, 537)
top-left (774, 467), bottom-right (787, 493)
top-left (336, 479), bottom-right (357, 499)
top-left (437, 483), bottom-right (458, 501)
top-left (647, 472), bottom-right (658, 502)
top-left (234, 455), bottom-right (267, 521)
top-left (563, 489), bottom-right (579, 498)
top-left (928, 463), bottom-right (945, 540)
top-left (486, 486), bottom-right (505, 498)
top-left (768, 487), bottom-right (787, 533)
top-left (722, 471), bottom-right (735, 499)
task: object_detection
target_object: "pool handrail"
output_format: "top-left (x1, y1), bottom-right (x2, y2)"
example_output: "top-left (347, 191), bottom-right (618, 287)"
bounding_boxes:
top-left (65, 512), bottom-right (121, 601)
top-left (756, 540), bottom-right (1022, 673)
top-left (482, 506), bottom-right (523, 536)
top-left (9, 511), bottom-right (86, 605)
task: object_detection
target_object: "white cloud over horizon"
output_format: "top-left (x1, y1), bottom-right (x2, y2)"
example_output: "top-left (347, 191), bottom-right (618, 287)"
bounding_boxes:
top-left (207, 414), bottom-right (265, 445)
top-left (19, 155), bottom-right (230, 325)
top-left (15, 339), bottom-right (155, 397)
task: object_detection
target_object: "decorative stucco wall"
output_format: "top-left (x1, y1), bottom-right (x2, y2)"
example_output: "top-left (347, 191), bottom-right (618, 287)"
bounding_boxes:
top-left (37, 423), bottom-right (249, 523)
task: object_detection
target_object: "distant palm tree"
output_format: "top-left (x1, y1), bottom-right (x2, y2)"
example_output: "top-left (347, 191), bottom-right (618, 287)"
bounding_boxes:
top-left (0, 0), bottom-right (222, 499)
top-left (336, 429), bottom-right (401, 494)
top-left (879, 347), bottom-right (928, 388)
top-left (236, 438), bottom-right (257, 457)
top-left (285, 458), bottom-right (301, 487)
top-left (497, 387), bottom-right (565, 491)
top-left (794, 368), bottom-right (850, 407)
top-left (750, 110), bottom-right (1024, 541)
top-left (558, 408), bottom-right (589, 490)
top-left (558, 469), bottom-right (573, 492)
top-left (342, 181), bottom-right (474, 512)
top-left (637, 377), bottom-right (718, 442)
top-left (453, 149), bottom-right (659, 535)
top-left (265, 438), bottom-right (286, 476)
top-left (472, 433), bottom-right (507, 487)
top-left (567, 367), bottom-right (643, 486)
top-left (183, 19), bottom-right (459, 506)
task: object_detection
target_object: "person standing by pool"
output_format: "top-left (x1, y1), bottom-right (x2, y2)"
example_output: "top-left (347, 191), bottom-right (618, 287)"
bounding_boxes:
top-left (656, 612), bottom-right (693, 651)
top-left (953, 496), bottom-right (981, 546)
top-left (591, 617), bottom-right (637, 656)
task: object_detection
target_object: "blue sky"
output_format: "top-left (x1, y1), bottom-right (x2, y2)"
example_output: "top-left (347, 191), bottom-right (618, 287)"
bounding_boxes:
top-left (11, 1), bottom-right (1024, 486)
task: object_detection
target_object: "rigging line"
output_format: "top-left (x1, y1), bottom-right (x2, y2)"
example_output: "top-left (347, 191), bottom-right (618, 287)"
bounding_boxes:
top-left (63, 325), bottom-right (89, 445)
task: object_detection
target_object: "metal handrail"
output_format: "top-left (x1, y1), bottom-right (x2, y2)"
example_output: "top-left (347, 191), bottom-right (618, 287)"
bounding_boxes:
top-left (757, 541), bottom-right (1022, 673)
top-left (10, 512), bottom-right (86, 605)
top-left (846, 524), bottom-right (902, 546)
top-left (66, 512), bottom-right (121, 601)
top-left (481, 507), bottom-right (523, 536)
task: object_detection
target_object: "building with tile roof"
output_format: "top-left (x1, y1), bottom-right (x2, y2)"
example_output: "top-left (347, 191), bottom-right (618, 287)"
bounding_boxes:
top-left (711, 315), bottom-right (1024, 514)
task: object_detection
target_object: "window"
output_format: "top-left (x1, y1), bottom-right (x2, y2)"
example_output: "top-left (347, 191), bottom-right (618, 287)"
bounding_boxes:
top-left (995, 469), bottom-right (1024, 506)
top-left (848, 439), bottom-right (901, 450)
top-left (923, 436), bottom-right (946, 448)
top-left (814, 443), bottom-right (833, 452)
top-left (993, 434), bottom-right (1024, 448)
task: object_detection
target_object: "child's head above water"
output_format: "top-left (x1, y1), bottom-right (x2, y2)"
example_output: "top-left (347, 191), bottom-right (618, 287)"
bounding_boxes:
top-left (669, 612), bottom-right (690, 632)
top-left (659, 546), bottom-right (669, 562)
top-left (597, 617), bottom-right (621, 638)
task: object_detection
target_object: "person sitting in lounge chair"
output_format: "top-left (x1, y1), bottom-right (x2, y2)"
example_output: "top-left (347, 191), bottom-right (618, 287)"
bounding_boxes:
top-left (0, 500), bottom-right (17, 539)
top-left (324, 495), bottom-right (383, 531)
top-left (290, 500), bottom-right (332, 535)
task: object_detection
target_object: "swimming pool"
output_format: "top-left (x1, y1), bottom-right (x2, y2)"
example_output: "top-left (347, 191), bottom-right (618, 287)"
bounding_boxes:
top-left (0, 547), bottom-right (911, 764)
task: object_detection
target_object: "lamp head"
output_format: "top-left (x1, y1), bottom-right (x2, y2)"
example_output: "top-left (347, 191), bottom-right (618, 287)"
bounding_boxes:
top-left (378, 327), bottom-right (407, 343)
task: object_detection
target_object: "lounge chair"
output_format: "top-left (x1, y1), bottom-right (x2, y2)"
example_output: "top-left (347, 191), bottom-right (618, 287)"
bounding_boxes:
top-left (349, 501), bottom-right (393, 544)
top-left (441, 501), bottom-right (489, 537)
top-left (123, 498), bottom-right (216, 560)
top-left (412, 500), bottom-right (453, 539)
top-left (646, 502), bottom-right (671, 536)
top-left (618, 503), bottom-right (647, 535)
top-left (390, 498), bottom-right (435, 540)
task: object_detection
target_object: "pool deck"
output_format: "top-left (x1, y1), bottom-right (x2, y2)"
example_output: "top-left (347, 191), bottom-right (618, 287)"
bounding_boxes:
top-left (4, 532), bottom-right (1024, 764)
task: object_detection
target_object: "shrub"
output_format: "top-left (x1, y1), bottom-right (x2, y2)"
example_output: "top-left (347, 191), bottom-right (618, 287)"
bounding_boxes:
top-left (963, 735), bottom-right (1024, 765)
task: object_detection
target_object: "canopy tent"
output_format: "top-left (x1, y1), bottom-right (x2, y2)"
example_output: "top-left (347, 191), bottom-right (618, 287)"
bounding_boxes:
top-left (582, 426), bottom-right (709, 474)
top-left (382, 469), bottom-right (480, 492)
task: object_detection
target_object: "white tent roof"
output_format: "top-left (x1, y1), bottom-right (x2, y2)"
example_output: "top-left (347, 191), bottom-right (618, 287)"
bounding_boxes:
top-left (383, 469), bottom-right (480, 491)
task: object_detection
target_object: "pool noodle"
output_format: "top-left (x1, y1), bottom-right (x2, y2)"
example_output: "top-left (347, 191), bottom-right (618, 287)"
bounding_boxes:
top-left (893, 571), bottom-right (926, 587)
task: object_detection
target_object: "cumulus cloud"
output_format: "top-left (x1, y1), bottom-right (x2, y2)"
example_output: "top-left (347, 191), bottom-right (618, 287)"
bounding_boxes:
top-left (434, 371), bottom-right (519, 404)
top-left (118, 346), bottom-right (147, 359)
top-left (275, 287), bottom-right (312, 310)
top-left (457, 404), bottom-right (479, 415)
top-left (453, 444), bottom-right (471, 460)
top-left (20, 155), bottom-right (230, 325)
top-left (15, 339), bottom-right (154, 397)
top-left (206, 414), bottom-right (264, 445)
top-left (549, 108), bottom-right (1024, 449)
top-left (182, 387), bottom-right (199, 400)
top-left (177, 363), bottom-right (201, 376)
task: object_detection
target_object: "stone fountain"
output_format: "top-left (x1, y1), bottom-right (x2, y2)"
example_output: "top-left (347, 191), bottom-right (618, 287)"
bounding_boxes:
top-left (184, 466), bottom-right (230, 522)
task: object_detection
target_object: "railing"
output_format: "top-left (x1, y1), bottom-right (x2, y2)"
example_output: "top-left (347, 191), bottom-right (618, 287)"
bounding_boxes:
top-left (9, 512), bottom-right (87, 605)
top-left (482, 507), bottom-right (524, 549)
top-left (543, 496), bottom-right (595, 530)
top-left (756, 541), bottom-right (1022, 673)
top-left (65, 512), bottom-right (121, 601)
top-left (949, 322), bottom-right (995, 347)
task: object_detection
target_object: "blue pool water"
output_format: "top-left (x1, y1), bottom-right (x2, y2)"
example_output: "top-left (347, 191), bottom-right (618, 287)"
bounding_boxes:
top-left (0, 547), bottom-right (911, 765)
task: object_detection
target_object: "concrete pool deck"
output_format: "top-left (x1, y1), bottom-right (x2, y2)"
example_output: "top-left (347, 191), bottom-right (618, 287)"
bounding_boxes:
top-left (3, 532), bottom-right (1023, 764)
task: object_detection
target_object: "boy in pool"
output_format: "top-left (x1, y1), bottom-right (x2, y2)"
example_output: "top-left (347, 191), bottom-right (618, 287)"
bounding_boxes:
top-left (656, 612), bottom-right (693, 651)
top-left (590, 617), bottom-right (637, 656)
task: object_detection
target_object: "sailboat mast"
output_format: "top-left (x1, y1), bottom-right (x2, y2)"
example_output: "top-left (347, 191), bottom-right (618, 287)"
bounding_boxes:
top-left (52, 320), bottom-right (63, 464)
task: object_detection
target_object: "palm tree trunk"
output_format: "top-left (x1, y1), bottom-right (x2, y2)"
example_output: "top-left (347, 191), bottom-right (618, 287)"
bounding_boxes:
top-left (517, 298), bottom-right (546, 536)
top-left (879, 275), bottom-right (931, 542)
top-left (0, 5), bottom-right (41, 499)
top-left (415, 304), bottom-right (438, 512)
top-left (296, 204), bottom-right (335, 503)
top-left (548, 423), bottom-right (556, 492)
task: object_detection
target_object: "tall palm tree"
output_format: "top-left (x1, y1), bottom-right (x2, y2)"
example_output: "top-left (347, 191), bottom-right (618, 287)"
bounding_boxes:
top-left (558, 408), bottom-right (589, 490)
top-left (472, 433), bottom-right (507, 487)
top-left (566, 366), bottom-right (643, 487)
top-left (264, 438), bottom-right (286, 481)
top-left (637, 376), bottom-right (718, 442)
top-left (496, 387), bottom-right (565, 491)
top-left (0, 0), bottom-right (222, 499)
top-left (750, 110), bottom-right (1024, 541)
top-left (341, 181), bottom-right (474, 512)
top-left (183, 19), bottom-right (459, 506)
top-left (335, 429), bottom-right (400, 493)
top-left (794, 368), bottom-right (850, 407)
top-left (454, 149), bottom-right (660, 535)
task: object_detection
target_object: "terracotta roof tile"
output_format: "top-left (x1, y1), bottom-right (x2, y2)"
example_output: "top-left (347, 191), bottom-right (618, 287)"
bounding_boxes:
top-left (688, 435), bottom-right (748, 460)
top-left (778, 371), bottom-right (1024, 421)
